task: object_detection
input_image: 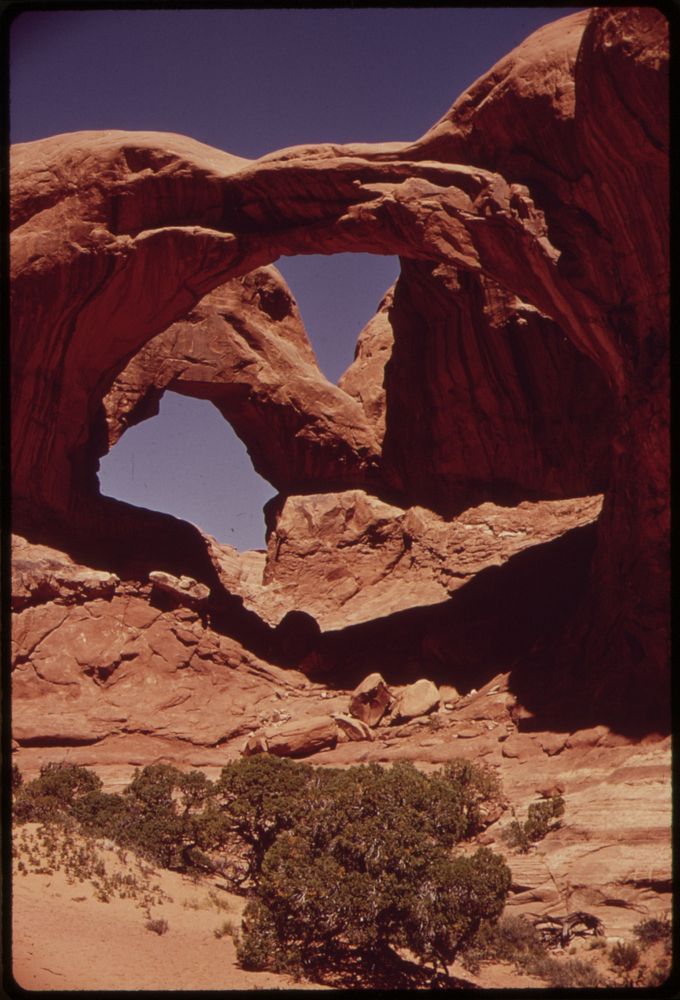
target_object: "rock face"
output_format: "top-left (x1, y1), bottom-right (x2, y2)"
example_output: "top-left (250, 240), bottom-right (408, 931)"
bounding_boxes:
top-left (248, 490), bottom-right (603, 630)
top-left (103, 267), bottom-right (381, 496)
top-left (10, 8), bottom-right (668, 731)
top-left (11, 536), bottom-right (119, 612)
top-left (10, 18), bottom-right (669, 959)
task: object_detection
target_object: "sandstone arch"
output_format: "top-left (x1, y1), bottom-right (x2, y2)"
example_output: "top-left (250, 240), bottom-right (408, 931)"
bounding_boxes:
top-left (10, 9), bottom-right (668, 727)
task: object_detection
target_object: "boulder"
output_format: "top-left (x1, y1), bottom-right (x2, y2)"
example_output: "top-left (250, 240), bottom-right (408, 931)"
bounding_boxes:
top-left (536, 782), bottom-right (566, 800)
top-left (501, 733), bottom-right (541, 761)
top-left (149, 571), bottom-right (210, 604)
top-left (333, 714), bottom-right (375, 742)
top-left (348, 673), bottom-right (393, 727)
top-left (260, 715), bottom-right (338, 759)
top-left (242, 732), bottom-right (269, 756)
top-left (440, 684), bottom-right (461, 707)
top-left (394, 679), bottom-right (440, 722)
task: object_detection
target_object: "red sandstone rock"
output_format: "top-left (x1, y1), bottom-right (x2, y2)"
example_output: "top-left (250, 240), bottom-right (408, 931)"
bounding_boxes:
top-left (223, 490), bottom-right (602, 630)
top-left (12, 535), bottom-right (119, 611)
top-left (8, 15), bottom-right (670, 943)
top-left (148, 571), bottom-right (210, 605)
top-left (11, 8), bottom-right (668, 735)
top-left (408, 8), bottom-right (669, 726)
top-left (394, 679), bottom-right (440, 722)
top-left (11, 14), bottom-right (668, 717)
top-left (245, 715), bottom-right (338, 759)
top-left (333, 714), bottom-right (375, 742)
top-left (103, 268), bottom-right (381, 495)
top-left (348, 673), bottom-right (393, 727)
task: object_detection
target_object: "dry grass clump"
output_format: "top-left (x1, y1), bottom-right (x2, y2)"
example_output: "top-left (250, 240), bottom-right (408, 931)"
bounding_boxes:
top-left (145, 917), bottom-right (169, 935)
top-left (13, 823), bottom-right (172, 915)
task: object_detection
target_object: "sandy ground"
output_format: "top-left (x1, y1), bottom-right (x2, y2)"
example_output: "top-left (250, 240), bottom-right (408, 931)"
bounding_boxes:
top-left (11, 821), bottom-right (671, 992)
top-left (11, 826), bottom-right (320, 991)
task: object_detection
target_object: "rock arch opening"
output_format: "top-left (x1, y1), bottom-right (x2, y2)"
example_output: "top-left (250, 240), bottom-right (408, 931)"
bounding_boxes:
top-left (275, 252), bottom-right (399, 383)
top-left (98, 391), bottom-right (276, 551)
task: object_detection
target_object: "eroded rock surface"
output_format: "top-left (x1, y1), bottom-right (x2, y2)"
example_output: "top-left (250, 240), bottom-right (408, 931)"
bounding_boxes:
top-left (244, 490), bottom-right (603, 630)
top-left (103, 267), bottom-right (381, 495)
top-left (10, 8), bottom-right (668, 729)
top-left (10, 8), bottom-right (670, 947)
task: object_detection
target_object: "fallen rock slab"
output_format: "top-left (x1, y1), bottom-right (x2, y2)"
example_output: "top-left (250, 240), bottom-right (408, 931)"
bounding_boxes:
top-left (333, 714), bottom-right (375, 742)
top-left (501, 733), bottom-right (542, 761)
top-left (349, 672), bottom-right (393, 727)
top-left (244, 715), bottom-right (338, 759)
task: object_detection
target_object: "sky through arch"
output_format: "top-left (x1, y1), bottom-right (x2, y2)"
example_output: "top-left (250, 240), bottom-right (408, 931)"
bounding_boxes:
top-left (11, 7), bottom-right (581, 548)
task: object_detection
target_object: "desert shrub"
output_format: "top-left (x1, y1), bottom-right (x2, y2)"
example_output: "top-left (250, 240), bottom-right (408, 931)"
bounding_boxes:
top-left (236, 759), bottom-right (511, 981)
top-left (207, 888), bottom-right (232, 912)
top-left (145, 917), bottom-right (169, 935)
top-left (13, 762), bottom-right (102, 824)
top-left (610, 941), bottom-right (640, 972)
top-left (502, 819), bottom-right (530, 852)
top-left (439, 759), bottom-right (503, 838)
top-left (461, 913), bottom-right (547, 973)
top-left (648, 958), bottom-right (671, 987)
top-left (214, 919), bottom-right (236, 939)
top-left (13, 754), bottom-right (512, 983)
top-left (528, 955), bottom-right (604, 988)
top-left (12, 763), bottom-right (23, 791)
top-left (112, 763), bottom-right (236, 870)
top-left (525, 797), bottom-right (564, 839)
top-left (73, 789), bottom-right (130, 839)
top-left (215, 755), bottom-right (314, 882)
top-left (502, 796), bottom-right (564, 853)
top-left (633, 915), bottom-right (672, 949)
top-left (237, 899), bottom-right (295, 975)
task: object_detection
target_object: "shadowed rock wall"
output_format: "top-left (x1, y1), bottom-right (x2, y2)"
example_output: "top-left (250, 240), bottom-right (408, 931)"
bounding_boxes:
top-left (10, 9), bottom-right (668, 729)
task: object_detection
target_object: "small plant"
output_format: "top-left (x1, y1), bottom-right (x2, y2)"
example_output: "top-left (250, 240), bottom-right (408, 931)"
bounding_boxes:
top-left (145, 917), bottom-right (169, 935)
top-left (502, 796), bottom-right (564, 853)
top-left (633, 916), bottom-right (672, 949)
top-left (208, 889), bottom-right (232, 913)
top-left (528, 955), bottom-right (604, 988)
top-left (214, 919), bottom-right (236, 939)
top-left (648, 958), bottom-right (671, 987)
top-left (462, 914), bottom-right (547, 973)
top-left (610, 941), bottom-right (640, 972)
top-left (501, 819), bottom-right (530, 852)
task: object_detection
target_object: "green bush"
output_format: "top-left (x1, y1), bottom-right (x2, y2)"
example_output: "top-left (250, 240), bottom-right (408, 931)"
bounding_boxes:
top-left (13, 754), bottom-right (512, 984)
top-left (236, 759), bottom-right (511, 982)
top-left (461, 914), bottom-right (547, 973)
top-left (502, 796), bottom-right (564, 853)
top-left (528, 955), bottom-right (604, 988)
top-left (13, 762), bottom-right (103, 824)
top-left (610, 941), bottom-right (640, 972)
top-left (633, 916), bottom-right (672, 948)
top-left (216, 755), bottom-right (314, 883)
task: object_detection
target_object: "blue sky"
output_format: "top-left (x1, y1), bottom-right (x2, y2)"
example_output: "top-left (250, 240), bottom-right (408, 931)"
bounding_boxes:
top-left (10, 7), bottom-right (579, 549)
